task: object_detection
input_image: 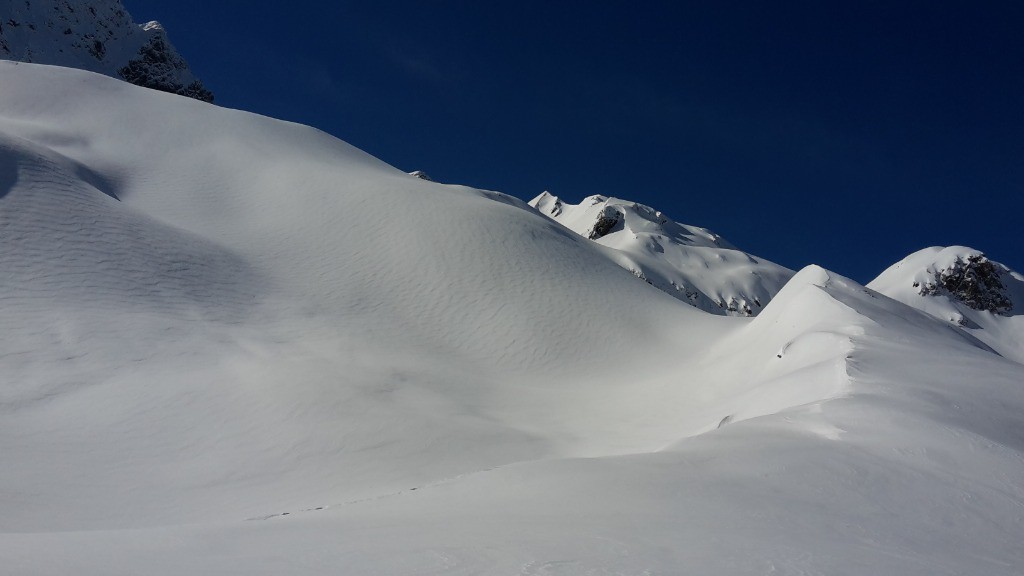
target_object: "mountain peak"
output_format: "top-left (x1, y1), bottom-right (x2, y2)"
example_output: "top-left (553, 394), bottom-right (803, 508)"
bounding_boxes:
top-left (869, 246), bottom-right (1024, 363)
top-left (916, 250), bottom-right (1013, 314)
top-left (0, 0), bottom-right (213, 102)
top-left (873, 246), bottom-right (1020, 316)
top-left (529, 191), bottom-right (794, 316)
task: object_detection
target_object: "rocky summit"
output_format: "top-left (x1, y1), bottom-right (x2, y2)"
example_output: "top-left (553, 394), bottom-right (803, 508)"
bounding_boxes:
top-left (0, 0), bottom-right (212, 102)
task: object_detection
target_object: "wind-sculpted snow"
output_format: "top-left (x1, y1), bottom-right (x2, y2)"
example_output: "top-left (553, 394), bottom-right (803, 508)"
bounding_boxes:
top-left (0, 61), bottom-right (731, 530)
top-left (1, 63), bottom-right (1023, 575)
top-left (530, 191), bottom-right (794, 315)
top-left (0, 132), bottom-right (255, 314)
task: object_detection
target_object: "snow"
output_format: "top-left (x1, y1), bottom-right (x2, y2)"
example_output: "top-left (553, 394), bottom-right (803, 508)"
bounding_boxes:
top-left (0, 0), bottom-right (211, 100)
top-left (530, 191), bottom-right (794, 315)
top-left (869, 246), bottom-right (1024, 363)
top-left (1, 62), bottom-right (1023, 575)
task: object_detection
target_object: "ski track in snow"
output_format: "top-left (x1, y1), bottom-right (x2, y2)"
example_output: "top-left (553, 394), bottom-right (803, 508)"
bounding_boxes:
top-left (246, 464), bottom-right (505, 521)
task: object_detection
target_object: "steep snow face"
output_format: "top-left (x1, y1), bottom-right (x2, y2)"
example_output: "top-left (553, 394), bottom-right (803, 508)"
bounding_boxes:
top-left (530, 191), bottom-right (794, 316)
top-left (0, 0), bottom-right (212, 101)
top-left (869, 246), bottom-right (1024, 363)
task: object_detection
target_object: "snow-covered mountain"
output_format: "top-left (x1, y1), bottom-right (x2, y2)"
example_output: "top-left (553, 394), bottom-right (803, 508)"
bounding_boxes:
top-left (869, 246), bottom-right (1024, 363)
top-left (1, 62), bottom-right (1023, 575)
top-left (0, 0), bottom-right (212, 101)
top-left (530, 192), bottom-right (794, 315)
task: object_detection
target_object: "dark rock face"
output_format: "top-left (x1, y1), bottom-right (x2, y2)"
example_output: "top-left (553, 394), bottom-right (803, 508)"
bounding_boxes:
top-left (118, 34), bottom-right (213, 103)
top-left (587, 207), bottom-right (622, 240)
top-left (917, 254), bottom-right (1013, 314)
top-left (544, 197), bottom-right (563, 217)
top-left (0, 1), bottom-right (213, 103)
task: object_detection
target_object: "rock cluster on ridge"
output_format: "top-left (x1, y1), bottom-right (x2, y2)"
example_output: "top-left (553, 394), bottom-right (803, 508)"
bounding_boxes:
top-left (869, 246), bottom-right (1024, 363)
top-left (0, 0), bottom-right (213, 102)
top-left (914, 253), bottom-right (1013, 314)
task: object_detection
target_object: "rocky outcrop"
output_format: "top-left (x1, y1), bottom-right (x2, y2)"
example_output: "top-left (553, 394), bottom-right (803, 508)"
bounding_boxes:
top-left (0, 1), bottom-right (213, 102)
top-left (915, 253), bottom-right (1013, 314)
top-left (868, 246), bottom-right (1024, 363)
top-left (116, 23), bottom-right (213, 102)
top-left (587, 206), bottom-right (622, 239)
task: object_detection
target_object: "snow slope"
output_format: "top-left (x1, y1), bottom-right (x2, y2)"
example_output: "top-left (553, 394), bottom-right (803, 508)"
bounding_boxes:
top-left (0, 60), bottom-right (736, 529)
top-left (869, 246), bottom-right (1024, 363)
top-left (0, 0), bottom-right (212, 101)
top-left (531, 191), bottom-right (794, 315)
top-left (1, 62), bottom-right (1023, 575)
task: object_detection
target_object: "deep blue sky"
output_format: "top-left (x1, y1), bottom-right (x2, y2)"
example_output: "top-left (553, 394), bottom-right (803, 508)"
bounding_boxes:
top-left (131, 1), bottom-right (1022, 282)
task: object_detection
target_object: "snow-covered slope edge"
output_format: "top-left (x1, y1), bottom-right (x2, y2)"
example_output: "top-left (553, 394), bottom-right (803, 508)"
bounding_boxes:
top-left (0, 0), bottom-right (212, 101)
top-left (530, 191), bottom-right (794, 316)
top-left (2, 62), bottom-right (1023, 575)
top-left (869, 246), bottom-right (1024, 363)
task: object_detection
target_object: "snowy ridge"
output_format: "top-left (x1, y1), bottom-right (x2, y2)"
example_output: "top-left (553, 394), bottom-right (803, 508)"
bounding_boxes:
top-left (1, 62), bottom-right (1023, 575)
top-left (530, 191), bottom-right (794, 315)
top-left (0, 0), bottom-right (212, 101)
top-left (869, 246), bottom-right (1024, 363)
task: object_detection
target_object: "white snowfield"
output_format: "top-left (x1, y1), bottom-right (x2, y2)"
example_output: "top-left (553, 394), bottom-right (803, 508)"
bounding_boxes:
top-left (530, 191), bottom-right (794, 316)
top-left (1, 62), bottom-right (1023, 575)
